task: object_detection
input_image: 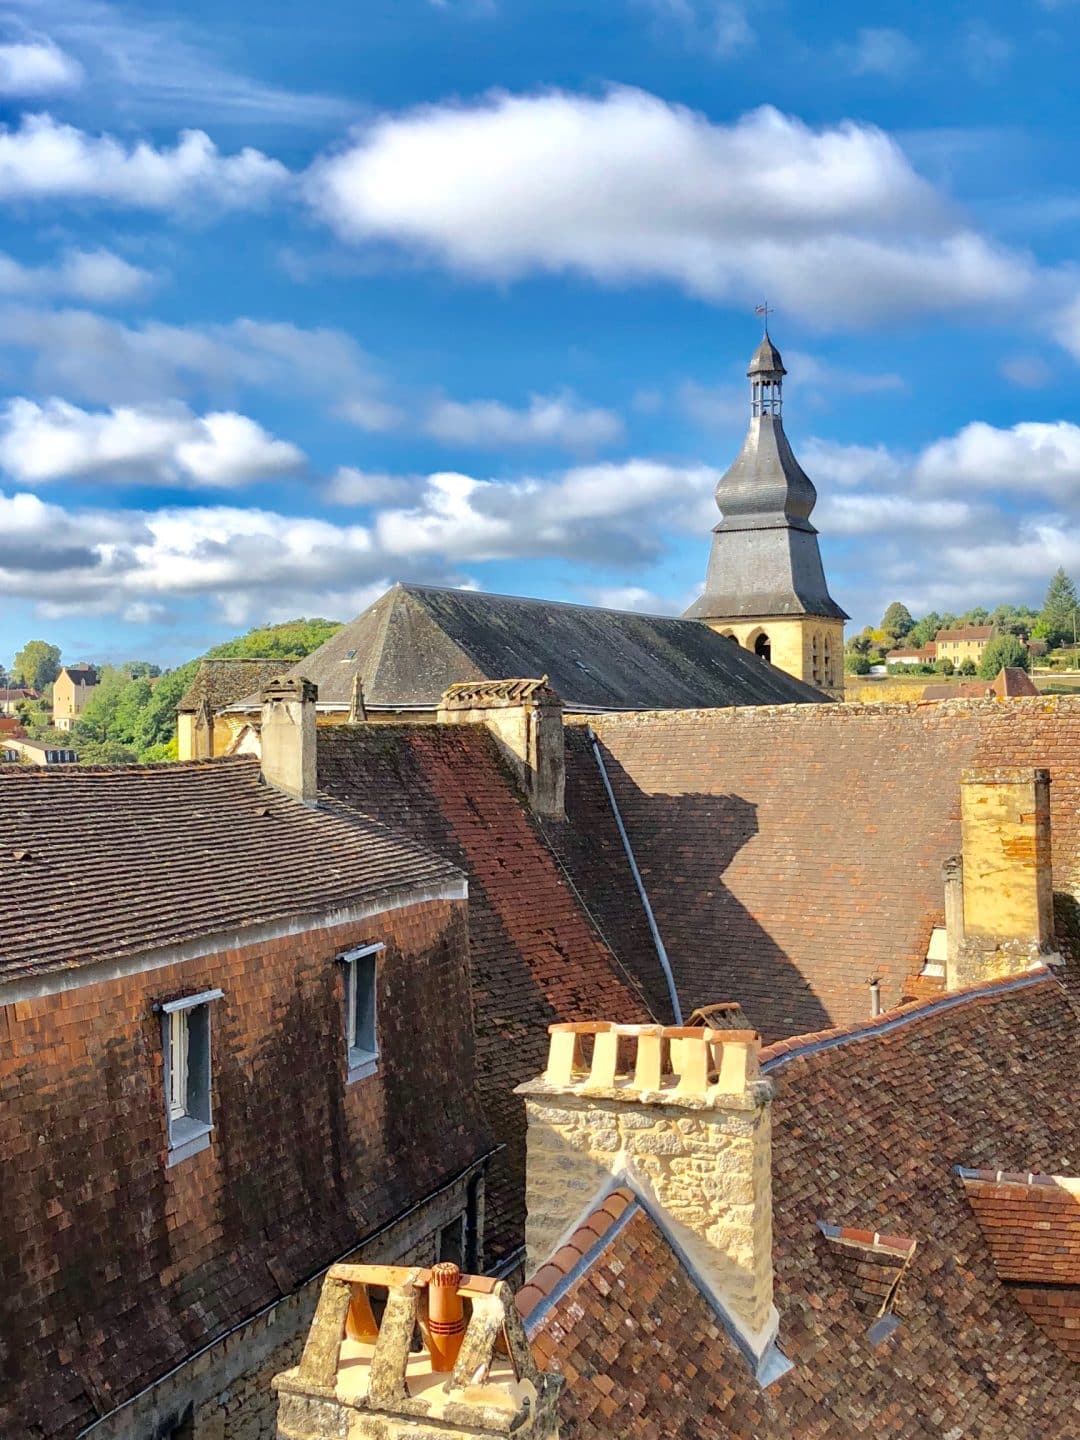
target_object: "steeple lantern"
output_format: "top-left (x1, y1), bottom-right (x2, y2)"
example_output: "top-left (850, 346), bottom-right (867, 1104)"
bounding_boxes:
top-left (749, 334), bottom-right (786, 419)
top-left (684, 325), bottom-right (848, 697)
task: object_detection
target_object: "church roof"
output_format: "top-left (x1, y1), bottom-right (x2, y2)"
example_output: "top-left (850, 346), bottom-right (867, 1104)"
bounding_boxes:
top-left (244, 584), bottom-right (828, 712)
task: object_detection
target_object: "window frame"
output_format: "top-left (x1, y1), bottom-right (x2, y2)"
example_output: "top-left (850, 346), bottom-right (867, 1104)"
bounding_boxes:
top-left (341, 943), bottom-right (384, 1084)
top-left (158, 989), bottom-right (223, 1166)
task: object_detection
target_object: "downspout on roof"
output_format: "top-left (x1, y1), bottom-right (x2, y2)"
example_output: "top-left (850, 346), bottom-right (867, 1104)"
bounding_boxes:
top-left (587, 726), bottom-right (684, 1025)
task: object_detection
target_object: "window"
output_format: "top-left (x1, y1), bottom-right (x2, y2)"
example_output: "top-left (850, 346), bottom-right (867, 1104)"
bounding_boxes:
top-left (159, 989), bottom-right (222, 1166)
top-left (342, 944), bottom-right (383, 1082)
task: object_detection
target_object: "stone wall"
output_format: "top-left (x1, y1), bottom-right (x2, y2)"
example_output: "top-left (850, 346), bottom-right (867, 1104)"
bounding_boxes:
top-left (1, 897), bottom-right (488, 1439)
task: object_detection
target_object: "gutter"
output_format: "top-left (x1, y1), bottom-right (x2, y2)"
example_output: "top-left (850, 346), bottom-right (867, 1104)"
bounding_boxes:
top-left (73, 1146), bottom-right (502, 1438)
top-left (587, 726), bottom-right (683, 1024)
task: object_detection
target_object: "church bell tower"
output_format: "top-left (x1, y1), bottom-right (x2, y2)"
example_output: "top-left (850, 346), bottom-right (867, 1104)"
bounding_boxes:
top-left (684, 329), bottom-right (847, 696)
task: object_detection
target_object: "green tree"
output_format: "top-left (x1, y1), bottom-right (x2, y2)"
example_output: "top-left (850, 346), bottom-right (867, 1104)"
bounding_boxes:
top-left (934, 657), bottom-right (955, 676)
top-left (206, 618), bottom-right (341, 660)
top-left (1037, 568), bottom-right (1079, 648)
top-left (959, 658), bottom-right (978, 676)
top-left (880, 602), bottom-right (914, 644)
top-left (978, 633), bottom-right (1031, 679)
top-left (907, 612), bottom-right (942, 648)
top-left (12, 640), bottom-right (61, 690)
top-left (844, 653), bottom-right (871, 675)
top-left (77, 739), bottom-right (138, 765)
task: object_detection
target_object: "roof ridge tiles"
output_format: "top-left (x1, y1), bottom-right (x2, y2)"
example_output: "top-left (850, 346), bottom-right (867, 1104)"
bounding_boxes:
top-left (760, 969), bottom-right (1054, 1071)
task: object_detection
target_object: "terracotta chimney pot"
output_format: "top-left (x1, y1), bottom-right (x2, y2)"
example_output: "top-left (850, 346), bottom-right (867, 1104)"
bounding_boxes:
top-left (427, 1262), bottom-right (466, 1372)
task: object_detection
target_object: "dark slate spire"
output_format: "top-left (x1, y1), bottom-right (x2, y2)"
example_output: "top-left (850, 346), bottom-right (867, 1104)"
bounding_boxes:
top-left (684, 333), bottom-right (848, 622)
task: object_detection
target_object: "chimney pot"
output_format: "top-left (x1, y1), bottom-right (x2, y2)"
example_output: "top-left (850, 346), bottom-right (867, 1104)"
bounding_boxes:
top-left (426, 1262), bottom-right (466, 1373)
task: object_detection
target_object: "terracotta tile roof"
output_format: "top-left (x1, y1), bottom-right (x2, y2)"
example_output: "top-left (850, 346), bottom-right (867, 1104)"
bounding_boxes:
top-left (935, 625), bottom-right (995, 642)
top-left (993, 666), bottom-right (1040, 697)
top-left (0, 686), bottom-right (38, 703)
top-left (0, 756), bottom-right (463, 982)
top-left (316, 725), bottom-right (652, 1268)
top-left (526, 975), bottom-right (1080, 1438)
top-left (959, 1169), bottom-right (1080, 1282)
top-left (551, 696), bottom-right (1080, 1039)
top-left (176, 657), bottom-right (286, 712)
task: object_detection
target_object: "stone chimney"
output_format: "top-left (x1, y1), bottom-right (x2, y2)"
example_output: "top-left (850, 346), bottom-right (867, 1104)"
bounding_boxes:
top-left (260, 677), bottom-right (317, 804)
top-left (946, 767), bottom-right (1058, 989)
top-left (273, 1261), bottom-right (561, 1440)
top-left (515, 1022), bottom-right (780, 1378)
top-left (437, 678), bottom-right (565, 819)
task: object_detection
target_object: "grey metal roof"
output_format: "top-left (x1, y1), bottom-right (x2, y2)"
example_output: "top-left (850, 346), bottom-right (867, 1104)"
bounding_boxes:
top-left (747, 335), bottom-right (786, 376)
top-left (257, 584), bottom-right (829, 711)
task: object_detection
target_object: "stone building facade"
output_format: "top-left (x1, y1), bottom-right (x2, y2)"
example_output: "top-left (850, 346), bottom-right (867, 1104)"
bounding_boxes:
top-left (52, 663), bottom-right (98, 731)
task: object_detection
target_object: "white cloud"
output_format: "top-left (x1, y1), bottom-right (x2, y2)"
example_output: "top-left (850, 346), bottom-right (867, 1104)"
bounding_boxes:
top-left (0, 113), bottom-right (287, 211)
top-left (307, 90), bottom-right (1043, 324)
top-left (424, 391), bottom-right (623, 450)
top-left (914, 420), bottom-right (1080, 502)
top-left (0, 39), bottom-right (82, 95)
top-left (0, 398), bottom-right (304, 489)
top-left (0, 308), bottom-right (391, 415)
top-left (800, 437), bottom-right (907, 490)
top-left (999, 356), bottom-right (1052, 389)
top-left (2, 0), bottom-right (349, 126)
top-left (336, 395), bottom-right (404, 432)
top-left (679, 380), bottom-right (745, 431)
top-left (324, 467), bottom-right (419, 505)
top-left (585, 584), bottom-right (681, 614)
top-left (0, 247), bottom-right (153, 302)
top-left (783, 351), bottom-right (906, 395)
top-left (817, 492), bottom-right (973, 536)
top-left (374, 459), bottom-right (716, 566)
top-left (638, 0), bottom-right (754, 57)
top-left (963, 22), bottom-right (1013, 81)
top-left (840, 28), bottom-right (918, 78)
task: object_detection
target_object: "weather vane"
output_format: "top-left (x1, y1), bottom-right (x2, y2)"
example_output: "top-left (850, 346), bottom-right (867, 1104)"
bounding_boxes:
top-left (754, 301), bottom-right (773, 335)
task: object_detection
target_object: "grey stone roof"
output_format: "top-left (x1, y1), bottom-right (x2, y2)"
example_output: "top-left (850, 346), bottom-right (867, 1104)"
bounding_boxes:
top-left (0, 756), bottom-right (462, 981)
top-left (247, 584), bottom-right (829, 711)
top-left (177, 658), bottom-right (287, 713)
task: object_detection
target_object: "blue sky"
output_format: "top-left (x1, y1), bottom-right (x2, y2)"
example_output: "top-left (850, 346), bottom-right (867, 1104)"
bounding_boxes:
top-left (2, 0), bottom-right (1080, 667)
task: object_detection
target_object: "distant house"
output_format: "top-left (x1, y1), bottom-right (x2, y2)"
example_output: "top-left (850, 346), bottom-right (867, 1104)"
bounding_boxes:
top-left (0, 686), bottom-right (39, 715)
top-left (933, 625), bottom-right (994, 666)
top-left (52, 665), bottom-right (98, 732)
top-left (922, 667), bottom-right (1039, 702)
top-left (885, 643), bottom-right (937, 666)
top-left (1, 737), bottom-right (78, 765)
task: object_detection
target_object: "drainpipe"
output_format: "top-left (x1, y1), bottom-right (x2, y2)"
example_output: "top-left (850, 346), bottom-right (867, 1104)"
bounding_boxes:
top-left (588, 726), bottom-right (684, 1025)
